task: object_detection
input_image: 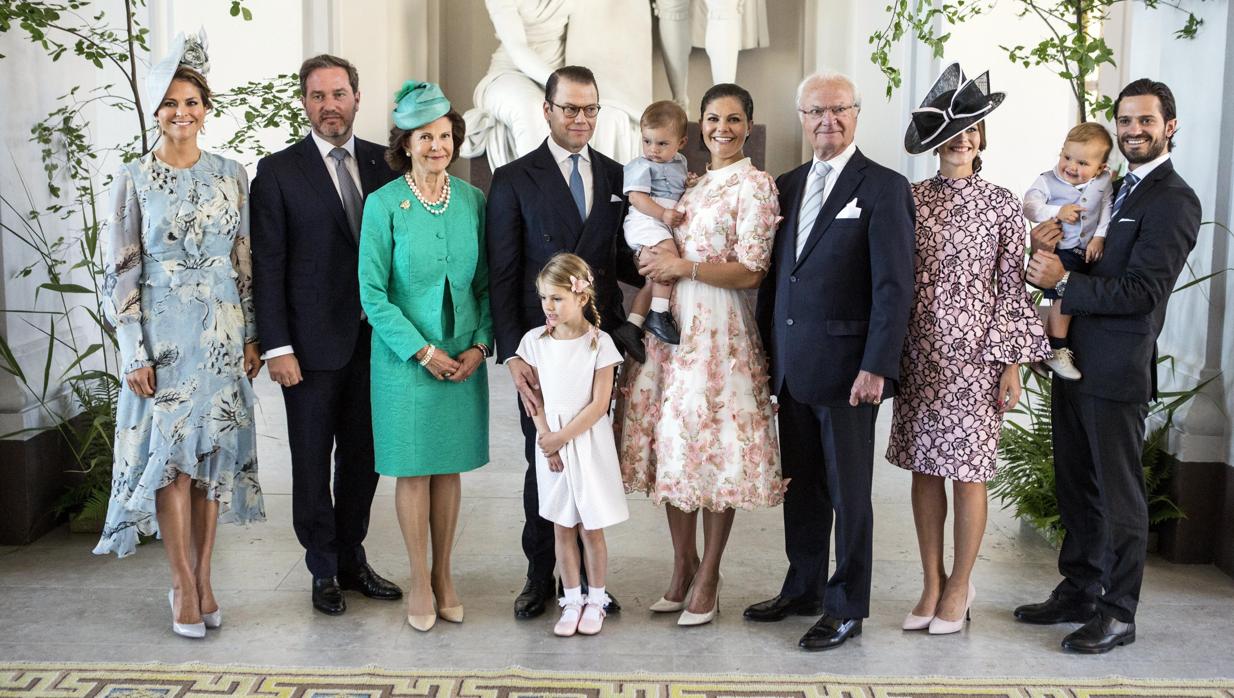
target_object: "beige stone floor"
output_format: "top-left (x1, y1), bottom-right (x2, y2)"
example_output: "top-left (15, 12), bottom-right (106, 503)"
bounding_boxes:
top-left (2, 363), bottom-right (1232, 678)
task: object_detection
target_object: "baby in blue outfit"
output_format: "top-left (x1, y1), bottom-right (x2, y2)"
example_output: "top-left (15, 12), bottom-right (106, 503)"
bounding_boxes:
top-left (1023, 122), bottom-right (1114, 380)
top-left (619, 101), bottom-right (691, 350)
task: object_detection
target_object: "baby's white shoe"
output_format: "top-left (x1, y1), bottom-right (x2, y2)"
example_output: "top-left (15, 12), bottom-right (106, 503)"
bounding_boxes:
top-left (1046, 347), bottom-right (1082, 380)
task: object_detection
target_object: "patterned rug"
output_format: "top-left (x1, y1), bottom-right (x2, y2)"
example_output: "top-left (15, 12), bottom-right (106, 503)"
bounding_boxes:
top-left (2, 663), bottom-right (1232, 697)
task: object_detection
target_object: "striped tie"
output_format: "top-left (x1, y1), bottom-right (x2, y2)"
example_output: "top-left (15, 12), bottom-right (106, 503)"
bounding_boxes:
top-left (795, 160), bottom-right (833, 260)
top-left (1110, 172), bottom-right (1140, 221)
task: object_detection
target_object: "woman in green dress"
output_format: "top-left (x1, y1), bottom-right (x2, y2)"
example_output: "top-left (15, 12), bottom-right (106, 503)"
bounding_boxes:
top-left (358, 81), bottom-right (492, 632)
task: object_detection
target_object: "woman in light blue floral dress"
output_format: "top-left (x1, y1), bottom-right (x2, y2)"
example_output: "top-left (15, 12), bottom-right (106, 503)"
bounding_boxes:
top-left (93, 39), bottom-right (265, 639)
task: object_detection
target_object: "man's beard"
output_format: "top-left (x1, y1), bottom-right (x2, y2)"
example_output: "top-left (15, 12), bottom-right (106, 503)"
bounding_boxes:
top-left (1121, 135), bottom-right (1167, 164)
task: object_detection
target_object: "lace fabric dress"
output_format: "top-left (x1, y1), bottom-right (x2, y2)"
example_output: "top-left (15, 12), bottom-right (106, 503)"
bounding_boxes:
top-left (93, 152), bottom-right (264, 557)
top-left (616, 157), bottom-right (786, 512)
top-left (886, 173), bottom-right (1052, 483)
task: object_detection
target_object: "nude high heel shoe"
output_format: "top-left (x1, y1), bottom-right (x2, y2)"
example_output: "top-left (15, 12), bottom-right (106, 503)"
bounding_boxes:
top-left (168, 589), bottom-right (206, 639)
top-left (677, 574), bottom-right (722, 627)
top-left (650, 574), bottom-right (697, 613)
top-left (928, 582), bottom-right (975, 635)
top-left (437, 604), bottom-right (464, 623)
top-left (407, 613), bottom-right (437, 632)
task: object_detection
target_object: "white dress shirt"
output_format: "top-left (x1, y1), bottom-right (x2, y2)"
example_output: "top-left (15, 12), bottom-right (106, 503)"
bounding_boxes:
top-left (795, 141), bottom-right (857, 259)
top-left (545, 136), bottom-right (593, 216)
top-left (1125, 150), bottom-right (1171, 182)
top-left (261, 132), bottom-right (365, 361)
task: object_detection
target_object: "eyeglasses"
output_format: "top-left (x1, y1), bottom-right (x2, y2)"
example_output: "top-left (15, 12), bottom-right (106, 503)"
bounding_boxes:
top-left (798, 104), bottom-right (859, 120)
top-left (548, 101), bottom-right (601, 119)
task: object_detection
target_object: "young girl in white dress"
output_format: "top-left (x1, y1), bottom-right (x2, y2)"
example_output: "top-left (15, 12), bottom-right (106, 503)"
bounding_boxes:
top-left (515, 253), bottom-right (629, 637)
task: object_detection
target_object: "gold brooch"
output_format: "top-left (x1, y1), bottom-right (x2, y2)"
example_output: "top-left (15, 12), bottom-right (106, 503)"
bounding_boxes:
top-left (400, 200), bottom-right (411, 209)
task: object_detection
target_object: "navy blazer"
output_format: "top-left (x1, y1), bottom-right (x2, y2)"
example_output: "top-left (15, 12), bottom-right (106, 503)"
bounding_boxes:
top-left (486, 139), bottom-right (638, 362)
top-left (756, 148), bottom-right (916, 406)
top-left (1061, 158), bottom-right (1200, 403)
top-left (250, 135), bottom-right (399, 371)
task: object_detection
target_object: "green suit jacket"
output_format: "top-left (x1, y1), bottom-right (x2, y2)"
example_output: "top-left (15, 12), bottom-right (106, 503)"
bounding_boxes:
top-left (358, 174), bottom-right (492, 475)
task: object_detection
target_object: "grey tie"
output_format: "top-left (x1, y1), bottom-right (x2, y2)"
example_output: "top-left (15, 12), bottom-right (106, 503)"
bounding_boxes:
top-left (328, 147), bottom-right (363, 242)
top-left (568, 153), bottom-right (587, 222)
top-left (795, 160), bottom-right (833, 260)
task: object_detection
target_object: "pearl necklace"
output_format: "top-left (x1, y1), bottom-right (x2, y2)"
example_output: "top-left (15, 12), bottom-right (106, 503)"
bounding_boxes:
top-left (405, 172), bottom-right (451, 215)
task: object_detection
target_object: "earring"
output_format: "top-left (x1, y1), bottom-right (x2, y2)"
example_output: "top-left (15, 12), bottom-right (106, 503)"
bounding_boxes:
top-left (405, 150), bottom-right (412, 156)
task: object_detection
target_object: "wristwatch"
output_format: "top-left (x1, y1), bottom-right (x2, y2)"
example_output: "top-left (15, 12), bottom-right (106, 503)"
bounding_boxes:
top-left (1054, 271), bottom-right (1071, 297)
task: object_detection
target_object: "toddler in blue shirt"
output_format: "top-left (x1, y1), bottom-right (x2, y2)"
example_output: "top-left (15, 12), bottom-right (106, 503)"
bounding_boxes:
top-left (1023, 122), bottom-right (1114, 380)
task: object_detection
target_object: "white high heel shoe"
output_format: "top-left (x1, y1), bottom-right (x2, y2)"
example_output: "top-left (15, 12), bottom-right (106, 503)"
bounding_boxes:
top-left (677, 574), bottom-right (723, 627)
top-left (650, 574), bottom-right (697, 613)
top-left (201, 607), bottom-right (222, 629)
top-left (928, 582), bottom-right (976, 635)
top-left (168, 589), bottom-right (206, 639)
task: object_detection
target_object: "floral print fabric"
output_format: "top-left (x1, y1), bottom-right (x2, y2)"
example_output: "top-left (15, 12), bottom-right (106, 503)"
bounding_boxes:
top-left (616, 158), bottom-right (786, 511)
top-left (93, 152), bottom-right (264, 558)
top-left (886, 174), bottom-right (1051, 483)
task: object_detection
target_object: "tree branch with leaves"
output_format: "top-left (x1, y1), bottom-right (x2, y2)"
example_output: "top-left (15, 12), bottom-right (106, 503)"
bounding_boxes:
top-left (868, 0), bottom-right (1206, 121)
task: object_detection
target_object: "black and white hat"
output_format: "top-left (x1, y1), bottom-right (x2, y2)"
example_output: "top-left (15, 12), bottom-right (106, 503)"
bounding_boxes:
top-left (904, 62), bottom-right (1004, 155)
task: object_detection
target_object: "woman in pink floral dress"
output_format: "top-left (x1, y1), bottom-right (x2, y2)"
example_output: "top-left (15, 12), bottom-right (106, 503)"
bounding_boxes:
top-left (890, 64), bottom-right (1051, 635)
top-left (617, 83), bottom-right (784, 627)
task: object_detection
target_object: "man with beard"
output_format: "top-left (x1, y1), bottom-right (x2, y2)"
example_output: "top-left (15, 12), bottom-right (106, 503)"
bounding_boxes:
top-left (251, 55), bottom-right (403, 615)
top-left (1020, 78), bottom-right (1200, 653)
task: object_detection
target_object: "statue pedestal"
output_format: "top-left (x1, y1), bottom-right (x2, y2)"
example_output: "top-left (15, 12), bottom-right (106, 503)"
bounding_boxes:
top-left (466, 123), bottom-right (768, 196)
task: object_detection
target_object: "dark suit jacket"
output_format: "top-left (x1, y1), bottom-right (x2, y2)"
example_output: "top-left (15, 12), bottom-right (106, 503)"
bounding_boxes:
top-left (486, 139), bottom-right (638, 362)
top-left (1061, 158), bottom-right (1200, 403)
top-left (756, 148), bottom-right (916, 407)
top-left (250, 135), bottom-right (399, 371)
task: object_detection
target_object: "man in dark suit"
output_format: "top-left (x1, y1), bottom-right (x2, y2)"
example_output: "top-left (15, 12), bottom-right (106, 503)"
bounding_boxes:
top-left (1021, 79), bottom-right (1200, 653)
top-left (250, 55), bottom-right (402, 615)
top-left (748, 72), bottom-right (915, 651)
top-left (486, 65), bottom-right (641, 619)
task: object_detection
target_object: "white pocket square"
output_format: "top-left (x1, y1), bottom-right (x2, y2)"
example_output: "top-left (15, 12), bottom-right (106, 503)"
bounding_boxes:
top-left (1117, 217), bottom-right (1135, 223)
top-left (836, 198), bottom-right (862, 219)
top-left (610, 194), bottom-right (623, 202)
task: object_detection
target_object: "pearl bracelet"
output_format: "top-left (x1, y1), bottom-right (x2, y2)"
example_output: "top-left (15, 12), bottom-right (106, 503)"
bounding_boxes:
top-left (418, 344), bottom-right (436, 367)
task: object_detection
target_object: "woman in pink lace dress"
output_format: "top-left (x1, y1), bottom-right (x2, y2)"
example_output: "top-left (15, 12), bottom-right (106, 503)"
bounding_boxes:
top-left (617, 83), bottom-right (784, 627)
top-left (890, 65), bottom-right (1051, 636)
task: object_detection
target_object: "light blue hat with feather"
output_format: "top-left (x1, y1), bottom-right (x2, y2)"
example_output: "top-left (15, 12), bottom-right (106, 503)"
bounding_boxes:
top-left (145, 28), bottom-right (210, 115)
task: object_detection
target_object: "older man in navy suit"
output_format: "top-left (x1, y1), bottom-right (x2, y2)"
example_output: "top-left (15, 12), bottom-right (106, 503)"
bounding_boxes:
top-left (749, 72), bottom-right (915, 651)
top-left (486, 65), bottom-right (642, 620)
top-left (251, 55), bottom-right (403, 616)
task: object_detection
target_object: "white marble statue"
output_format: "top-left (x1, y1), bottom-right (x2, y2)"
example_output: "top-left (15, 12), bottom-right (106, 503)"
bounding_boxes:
top-left (462, 0), bottom-right (650, 169)
top-left (655, 0), bottom-right (770, 110)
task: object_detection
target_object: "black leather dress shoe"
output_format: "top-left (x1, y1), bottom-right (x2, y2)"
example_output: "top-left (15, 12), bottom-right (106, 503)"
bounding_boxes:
top-left (799, 615), bottom-right (862, 651)
top-left (1013, 592), bottom-right (1096, 625)
top-left (312, 577), bottom-right (346, 615)
top-left (1061, 614), bottom-right (1135, 654)
top-left (744, 594), bottom-right (823, 622)
top-left (338, 564), bottom-right (403, 600)
top-left (644, 311), bottom-right (681, 344)
top-left (610, 321), bottom-right (647, 363)
top-left (514, 577), bottom-right (555, 619)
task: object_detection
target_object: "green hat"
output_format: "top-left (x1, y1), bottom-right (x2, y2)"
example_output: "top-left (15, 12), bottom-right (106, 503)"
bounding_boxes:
top-left (392, 80), bottom-right (451, 130)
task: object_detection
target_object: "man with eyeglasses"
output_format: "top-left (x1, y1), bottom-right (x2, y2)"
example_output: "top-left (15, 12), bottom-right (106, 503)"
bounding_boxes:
top-left (487, 65), bottom-right (643, 620)
top-left (749, 72), bottom-right (915, 651)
